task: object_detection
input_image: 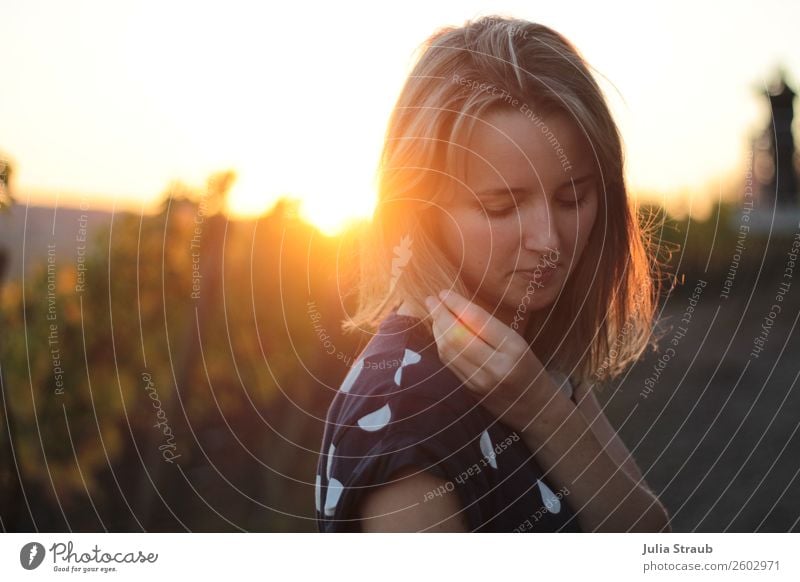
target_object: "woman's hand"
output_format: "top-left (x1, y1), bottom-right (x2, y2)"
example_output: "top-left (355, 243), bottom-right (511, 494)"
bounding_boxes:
top-left (423, 289), bottom-right (563, 435)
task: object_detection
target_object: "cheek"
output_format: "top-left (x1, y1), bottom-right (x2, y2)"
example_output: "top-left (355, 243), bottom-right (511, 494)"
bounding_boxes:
top-left (438, 210), bottom-right (489, 267)
top-left (441, 212), bottom-right (511, 285)
top-left (461, 216), bottom-right (516, 272)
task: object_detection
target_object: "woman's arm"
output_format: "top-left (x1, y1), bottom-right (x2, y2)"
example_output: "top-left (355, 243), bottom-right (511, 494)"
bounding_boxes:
top-left (359, 467), bottom-right (469, 532)
top-left (572, 381), bottom-right (648, 486)
top-left (422, 291), bottom-right (671, 532)
top-left (522, 388), bottom-right (671, 532)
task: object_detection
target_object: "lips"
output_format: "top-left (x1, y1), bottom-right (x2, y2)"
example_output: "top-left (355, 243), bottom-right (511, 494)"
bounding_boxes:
top-left (515, 265), bottom-right (558, 273)
top-left (514, 266), bottom-right (557, 284)
top-left (513, 262), bottom-right (559, 275)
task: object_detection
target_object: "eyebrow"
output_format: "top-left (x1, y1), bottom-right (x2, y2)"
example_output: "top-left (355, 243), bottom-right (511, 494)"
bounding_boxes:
top-left (476, 173), bottom-right (596, 198)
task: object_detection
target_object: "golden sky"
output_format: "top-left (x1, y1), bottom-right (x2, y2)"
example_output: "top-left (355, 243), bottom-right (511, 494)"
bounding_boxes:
top-left (1, 0), bottom-right (797, 234)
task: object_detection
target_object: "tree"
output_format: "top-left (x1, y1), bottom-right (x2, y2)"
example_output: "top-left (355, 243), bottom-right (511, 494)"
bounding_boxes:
top-left (0, 154), bottom-right (15, 212)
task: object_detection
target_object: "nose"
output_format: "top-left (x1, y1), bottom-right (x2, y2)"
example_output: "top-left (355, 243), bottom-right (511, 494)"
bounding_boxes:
top-left (521, 197), bottom-right (561, 258)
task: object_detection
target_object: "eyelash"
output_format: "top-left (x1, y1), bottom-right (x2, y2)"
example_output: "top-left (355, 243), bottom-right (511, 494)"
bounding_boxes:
top-left (480, 196), bottom-right (588, 217)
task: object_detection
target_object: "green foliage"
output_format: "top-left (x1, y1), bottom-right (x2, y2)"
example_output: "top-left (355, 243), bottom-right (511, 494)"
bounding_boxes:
top-left (1, 171), bottom-right (364, 530)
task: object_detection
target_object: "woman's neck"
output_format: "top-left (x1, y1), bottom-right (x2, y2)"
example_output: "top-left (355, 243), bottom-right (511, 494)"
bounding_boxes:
top-left (396, 299), bottom-right (427, 319)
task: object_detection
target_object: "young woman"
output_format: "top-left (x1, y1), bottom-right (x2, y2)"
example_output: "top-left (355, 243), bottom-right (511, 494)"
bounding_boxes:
top-left (315, 15), bottom-right (670, 532)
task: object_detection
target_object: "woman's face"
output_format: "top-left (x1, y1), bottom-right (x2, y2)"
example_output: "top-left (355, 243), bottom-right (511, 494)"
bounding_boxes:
top-left (435, 106), bottom-right (599, 330)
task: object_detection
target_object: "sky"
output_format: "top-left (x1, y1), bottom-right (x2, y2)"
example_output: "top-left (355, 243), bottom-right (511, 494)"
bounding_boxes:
top-left (1, 0), bottom-right (798, 234)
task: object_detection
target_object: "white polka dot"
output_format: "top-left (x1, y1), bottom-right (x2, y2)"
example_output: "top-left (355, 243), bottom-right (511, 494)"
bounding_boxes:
top-left (357, 403), bottom-right (392, 432)
top-left (326, 443), bottom-right (335, 480)
top-left (324, 478), bottom-right (343, 516)
top-left (314, 474), bottom-right (321, 513)
top-left (340, 358), bottom-right (364, 393)
top-left (403, 348), bottom-right (422, 366)
top-left (538, 479), bottom-right (561, 514)
top-left (480, 429), bottom-right (498, 469)
top-left (393, 348), bottom-right (423, 386)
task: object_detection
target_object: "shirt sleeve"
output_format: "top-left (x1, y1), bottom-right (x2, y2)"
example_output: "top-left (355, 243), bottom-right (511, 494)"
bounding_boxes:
top-left (319, 395), bottom-right (492, 532)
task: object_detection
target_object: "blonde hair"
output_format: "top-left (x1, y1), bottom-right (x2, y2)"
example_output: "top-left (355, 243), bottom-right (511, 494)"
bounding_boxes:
top-left (342, 15), bottom-right (663, 392)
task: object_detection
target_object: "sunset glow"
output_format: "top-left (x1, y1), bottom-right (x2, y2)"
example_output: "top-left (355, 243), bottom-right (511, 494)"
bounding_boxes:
top-left (1, 1), bottom-right (798, 234)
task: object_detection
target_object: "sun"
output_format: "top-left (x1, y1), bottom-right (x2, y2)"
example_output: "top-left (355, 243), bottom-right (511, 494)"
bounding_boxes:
top-left (295, 190), bottom-right (376, 237)
top-left (226, 174), bottom-right (376, 237)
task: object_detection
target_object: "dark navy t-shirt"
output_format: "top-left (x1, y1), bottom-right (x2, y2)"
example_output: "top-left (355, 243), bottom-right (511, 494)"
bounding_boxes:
top-left (315, 309), bottom-right (582, 532)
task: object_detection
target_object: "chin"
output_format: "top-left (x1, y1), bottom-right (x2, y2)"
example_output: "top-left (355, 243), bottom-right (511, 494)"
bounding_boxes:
top-left (509, 285), bottom-right (558, 308)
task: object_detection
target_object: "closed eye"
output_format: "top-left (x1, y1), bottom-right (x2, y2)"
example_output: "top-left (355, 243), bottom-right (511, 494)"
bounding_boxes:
top-left (480, 205), bottom-right (516, 218)
top-left (556, 193), bottom-right (589, 207)
top-left (479, 195), bottom-right (587, 217)
top-left (476, 179), bottom-right (594, 217)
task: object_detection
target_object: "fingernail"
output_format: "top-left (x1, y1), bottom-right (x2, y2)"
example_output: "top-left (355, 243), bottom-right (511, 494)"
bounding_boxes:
top-left (424, 296), bottom-right (435, 310)
top-left (438, 290), bottom-right (448, 300)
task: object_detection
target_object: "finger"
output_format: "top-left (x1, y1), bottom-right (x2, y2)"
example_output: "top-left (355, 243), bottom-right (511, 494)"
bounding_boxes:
top-left (425, 304), bottom-right (488, 376)
top-left (427, 297), bottom-right (496, 368)
top-left (437, 290), bottom-right (512, 350)
top-left (432, 317), bottom-right (493, 375)
top-left (436, 343), bottom-right (492, 394)
top-left (427, 295), bottom-right (489, 350)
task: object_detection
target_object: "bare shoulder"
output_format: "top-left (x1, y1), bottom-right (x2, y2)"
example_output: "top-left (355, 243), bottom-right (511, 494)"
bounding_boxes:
top-left (359, 467), bottom-right (469, 532)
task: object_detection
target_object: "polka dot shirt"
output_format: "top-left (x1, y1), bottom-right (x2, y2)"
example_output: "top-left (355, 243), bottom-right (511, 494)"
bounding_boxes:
top-left (315, 309), bottom-right (582, 532)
